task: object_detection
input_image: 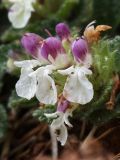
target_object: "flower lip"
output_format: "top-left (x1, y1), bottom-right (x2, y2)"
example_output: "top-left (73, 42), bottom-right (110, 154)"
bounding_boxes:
top-left (72, 38), bottom-right (88, 62)
top-left (55, 22), bottom-right (70, 40)
top-left (21, 33), bottom-right (42, 58)
top-left (58, 66), bottom-right (94, 104)
top-left (40, 37), bottom-right (65, 60)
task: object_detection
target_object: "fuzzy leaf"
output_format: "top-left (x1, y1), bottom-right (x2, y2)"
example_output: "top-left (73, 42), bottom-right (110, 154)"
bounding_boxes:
top-left (109, 36), bottom-right (120, 73)
top-left (33, 105), bottom-right (56, 124)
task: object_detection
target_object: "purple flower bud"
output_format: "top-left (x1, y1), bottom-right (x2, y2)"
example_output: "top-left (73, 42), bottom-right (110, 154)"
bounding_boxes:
top-left (40, 37), bottom-right (65, 60)
top-left (57, 99), bottom-right (69, 113)
top-left (72, 38), bottom-right (88, 62)
top-left (55, 23), bottom-right (70, 40)
top-left (21, 33), bottom-right (42, 58)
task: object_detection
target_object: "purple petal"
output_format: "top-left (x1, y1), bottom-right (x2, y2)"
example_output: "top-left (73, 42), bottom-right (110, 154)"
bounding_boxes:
top-left (40, 37), bottom-right (65, 60)
top-left (57, 100), bottom-right (69, 113)
top-left (72, 38), bottom-right (88, 62)
top-left (21, 33), bottom-right (42, 58)
top-left (55, 23), bottom-right (70, 40)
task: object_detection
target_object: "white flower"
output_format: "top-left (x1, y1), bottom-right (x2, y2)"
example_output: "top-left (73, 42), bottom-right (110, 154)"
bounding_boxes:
top-left (14, 60), bottom-right (57, 105)
top-left (8, 0), bottom-right (36, 28)
top-left (45, 107), bottom-right (75, 146)
top-left (58, 66), bottom-right (94, 105)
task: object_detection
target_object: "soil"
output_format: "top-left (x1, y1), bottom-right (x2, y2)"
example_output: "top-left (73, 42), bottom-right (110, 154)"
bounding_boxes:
top-left (0, 107), bottom-right (120, 160)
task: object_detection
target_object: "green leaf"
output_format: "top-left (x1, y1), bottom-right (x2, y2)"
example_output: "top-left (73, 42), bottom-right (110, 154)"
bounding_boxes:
top-left (91, 39), bottom-right (115, 86)
top-left (51, 71), bottom-right (67, 94)
top-left (88, 100), bottom-right (120, 125)
top-left (109, 36), bottom-right (120, 73)
top-left (33, 105), bottom-right (56, 124)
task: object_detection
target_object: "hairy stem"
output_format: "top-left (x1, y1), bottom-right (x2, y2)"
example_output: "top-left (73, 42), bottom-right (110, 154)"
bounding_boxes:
top-left (49, 126), bottom-right (58, 160)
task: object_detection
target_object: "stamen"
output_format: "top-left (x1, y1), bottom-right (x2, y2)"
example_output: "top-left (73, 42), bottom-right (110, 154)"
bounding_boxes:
top-left (44, 29), bottom-right (53, 37)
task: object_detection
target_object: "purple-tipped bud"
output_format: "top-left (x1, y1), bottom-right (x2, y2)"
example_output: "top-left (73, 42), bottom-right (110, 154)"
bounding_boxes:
top-left (57, 99), bottom-right (69, 113)
top-left (21, 33), bottom-right (42, 58)
top-left (40, 37), bottom-right (65, 60)
top-left (72, 38), bottom-right (88, 62)
top-left (55, 22), bottom-right (70, 40)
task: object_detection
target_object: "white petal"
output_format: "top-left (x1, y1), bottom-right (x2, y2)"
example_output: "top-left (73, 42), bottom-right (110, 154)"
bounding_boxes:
top-left (51, 113), bottom-right (64, 129)
top-left (78, 66), bottom-right (92, 75)
top-left (8, 2), bottom-right (32, 28)
top-left (57, 124), bottom-right (68, 146)
top-left (58, 66), bottom-right (74, 75)
top-left (37, 53), bottom-right (50, 65)
top-left (83, 54), bottom-right (93, 68)
top-left (49, 54), bottom-right (70, 69)
top-left (64, 109), bottom-right (73, 127)
top-left (14, 60), bottom-right (40, 68)
top-left (36, 68), bottom-right (57, 104)
top-left (9, 0), bottom-right (22, 2)
top-left (44, 112), bottom-right (59, 118)
top-left (85, 20), bottom-right (96, 29)
top-left (62, 67), bottom-right (94, 104)
top-left (16, 68), bottom-right (36, 99)
top-left (24, 0), bottom-right (36, 11)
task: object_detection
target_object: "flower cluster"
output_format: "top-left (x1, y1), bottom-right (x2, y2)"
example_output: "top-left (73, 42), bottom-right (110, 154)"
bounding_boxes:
top-left (14, 22), bottom-right (111, 145)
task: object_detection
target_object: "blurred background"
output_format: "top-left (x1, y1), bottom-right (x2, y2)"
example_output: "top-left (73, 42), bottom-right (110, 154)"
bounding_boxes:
top-left (1, 0), bottom-right (120, 37)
